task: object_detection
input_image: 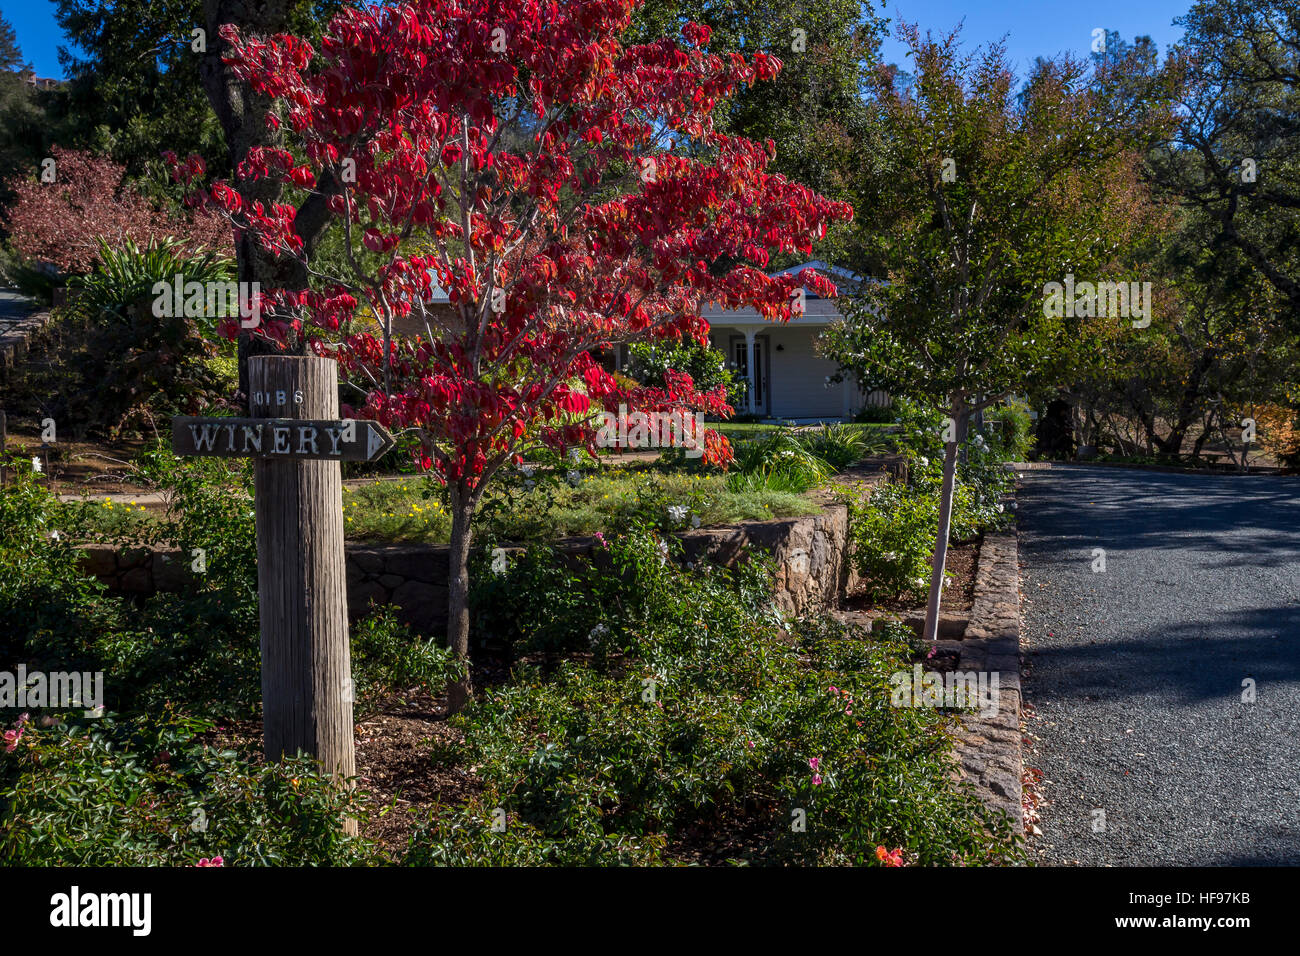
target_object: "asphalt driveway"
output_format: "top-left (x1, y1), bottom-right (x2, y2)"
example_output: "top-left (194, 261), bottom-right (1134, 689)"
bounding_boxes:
top-left (1017, 464), bottom-right (1300, 865)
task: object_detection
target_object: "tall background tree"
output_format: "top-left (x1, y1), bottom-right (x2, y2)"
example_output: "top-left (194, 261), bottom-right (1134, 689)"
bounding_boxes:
top-left (0, 12), bottom-right (54, 210)
top-left (1147, 0), bottom-right (1300, 322)
top-left (633, 0), bottom-right (885, 266)
top-left (825, 24), bottom-right (1178, 642)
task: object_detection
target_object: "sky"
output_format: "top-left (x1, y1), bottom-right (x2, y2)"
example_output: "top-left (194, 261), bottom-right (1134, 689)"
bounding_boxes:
top-left (2, 0), bottom-right (1192, 81)
top-left (878, 0), bottom-right (1191, 75)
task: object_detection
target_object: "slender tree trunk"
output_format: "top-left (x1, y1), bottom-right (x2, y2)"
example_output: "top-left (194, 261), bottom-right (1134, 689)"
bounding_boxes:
top-left (445, 480), bottom-right (476, 714)
top-left (199, 1), bottom-right (339, 408)
top-left (922, 409), bottom-right (967, 643)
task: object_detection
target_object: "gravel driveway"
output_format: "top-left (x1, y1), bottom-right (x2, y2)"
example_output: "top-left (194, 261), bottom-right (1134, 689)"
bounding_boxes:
top-left (1017, 464), bottom-right (1300, 865)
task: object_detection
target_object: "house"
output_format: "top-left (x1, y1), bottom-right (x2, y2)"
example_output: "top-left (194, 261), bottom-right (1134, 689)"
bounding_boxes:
top-left (703, 261), bottom-right (886, 422)
top-left (396, 260), bottom-right (884, 422)
top-left (19, 71), bottom-right (60, 91)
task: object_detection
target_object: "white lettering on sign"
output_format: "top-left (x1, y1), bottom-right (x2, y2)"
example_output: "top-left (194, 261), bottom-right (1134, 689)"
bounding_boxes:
top-left (296, 426), bottom-right (318, 455)
top-left (189, 423), bottom-right (221, 451)
top-left (176, 417), bottom-right (392, 461)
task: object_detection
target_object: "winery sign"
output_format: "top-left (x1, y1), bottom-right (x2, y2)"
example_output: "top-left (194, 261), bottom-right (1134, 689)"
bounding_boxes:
top-left (172, 416), bottom-right (393, 462)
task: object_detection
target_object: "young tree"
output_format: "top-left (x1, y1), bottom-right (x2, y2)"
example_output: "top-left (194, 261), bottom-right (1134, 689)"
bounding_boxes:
top-left (179, 0), bottom-right (851, 710)
top-left (825, 24), bottom-right (1176, 642)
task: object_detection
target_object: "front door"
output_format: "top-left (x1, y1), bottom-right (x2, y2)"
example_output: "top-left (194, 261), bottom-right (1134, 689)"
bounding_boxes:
top-left (733, 337), bottom-right (768, 415)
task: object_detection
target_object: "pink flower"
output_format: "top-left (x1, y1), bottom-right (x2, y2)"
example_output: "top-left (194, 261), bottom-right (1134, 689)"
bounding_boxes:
top-left (828, 685), bottom-right (840, 695)
top-left (196, 856), bottom-right (225, 867)
top-left (812, 774), bottom-right (823, 786)
top-left (16, 713), bottom-right (29, 726)
top-left (876, 846), bottom-right (905, 867)
top-left (808, 756), bottom-right (820, 771)
top-left (2, 728), bottom-right (23, 753)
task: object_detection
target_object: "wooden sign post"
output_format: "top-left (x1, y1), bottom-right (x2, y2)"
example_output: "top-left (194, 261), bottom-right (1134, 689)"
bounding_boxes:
top-left (172, 356), bottom-right (394, 793)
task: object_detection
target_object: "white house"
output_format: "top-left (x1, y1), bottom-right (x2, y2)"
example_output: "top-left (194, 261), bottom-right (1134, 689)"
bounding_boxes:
top-left (702, 261), bottom-right (886, 422)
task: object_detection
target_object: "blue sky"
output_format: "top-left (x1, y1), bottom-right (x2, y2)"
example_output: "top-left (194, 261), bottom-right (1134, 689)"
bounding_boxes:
top-left (878, 0), bottom-right (1191, 75)
top-left (3, 0), bottom-right (1192, 81)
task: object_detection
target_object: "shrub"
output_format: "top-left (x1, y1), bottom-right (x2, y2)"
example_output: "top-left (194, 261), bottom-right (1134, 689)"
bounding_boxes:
top-left (847, 483), bottom-right (938, 601)
top-left (802, 422), bottom-right (883, 470)
top-left (0, 147), bottom-right (231, 275)
top-left (0, 711), bottom-right (380, 866)
top-left (626, 340), bottom-right (740, 406)
top-left (5, 239), bottom-right (237, 439)
top-left (727, 430), bottom-right (832, 493)
top-left (350, 608), bottom-right (464, 715)
top-left (854, 402), bottom-right (897, 423)
top-left (982, 402), bottom-right (1033, 461)
top-left (411, 533), bottom-right (1023, 865)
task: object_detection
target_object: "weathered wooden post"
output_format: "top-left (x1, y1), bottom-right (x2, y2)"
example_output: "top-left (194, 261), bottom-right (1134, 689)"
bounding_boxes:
top-left (171, 355), bottom-right (394, 809)
top-left (248, 355), bottom-right (354, 777)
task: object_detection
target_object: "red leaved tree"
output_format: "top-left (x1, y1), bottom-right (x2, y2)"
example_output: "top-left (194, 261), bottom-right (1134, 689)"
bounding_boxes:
top-left (2, 147), bottom-right (232, 274)
top-left (182, 0), bottom-right (852, 711)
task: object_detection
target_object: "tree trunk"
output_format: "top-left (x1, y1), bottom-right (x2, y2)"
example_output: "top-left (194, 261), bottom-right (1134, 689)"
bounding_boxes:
top-left (922, 409), bottom-right (967, 643)
top-left (445, 481), bottom-right (476, 714)
top-left (199, 1), bottom-right (339, 407)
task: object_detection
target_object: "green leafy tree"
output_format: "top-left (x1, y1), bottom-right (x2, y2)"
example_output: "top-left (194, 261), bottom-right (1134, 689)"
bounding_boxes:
top-left (0, 13), bottom-right (50, 210)
top-left (1148, 0), bottom-right (1300, 322)
top-left (52, 1), bottom-right (352, 402)
top-left (825, 24), bottom-right (1177, 641)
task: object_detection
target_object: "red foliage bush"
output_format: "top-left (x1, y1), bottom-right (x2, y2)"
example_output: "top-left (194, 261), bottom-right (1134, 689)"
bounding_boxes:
top-left (1, 147), bottom-right (233, 274)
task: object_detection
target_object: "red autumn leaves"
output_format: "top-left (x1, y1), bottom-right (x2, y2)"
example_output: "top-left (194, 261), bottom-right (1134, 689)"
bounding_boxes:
top-left (178, 0), bottom-right (851, 489)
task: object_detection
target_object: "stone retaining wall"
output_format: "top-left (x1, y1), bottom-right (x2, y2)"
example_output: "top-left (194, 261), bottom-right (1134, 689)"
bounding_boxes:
top-left (77, 484), bottom-right (883, 632)
top-left (0, 308), bottom-right (51, 382)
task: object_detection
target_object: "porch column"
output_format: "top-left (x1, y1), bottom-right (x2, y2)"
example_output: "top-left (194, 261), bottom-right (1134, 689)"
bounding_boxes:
top-left (744, 328), bottom-right (758, 416)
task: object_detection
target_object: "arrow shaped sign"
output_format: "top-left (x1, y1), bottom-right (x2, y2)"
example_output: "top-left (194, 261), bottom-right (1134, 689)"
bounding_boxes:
top-left (172, 417), bottom-right (396, 462)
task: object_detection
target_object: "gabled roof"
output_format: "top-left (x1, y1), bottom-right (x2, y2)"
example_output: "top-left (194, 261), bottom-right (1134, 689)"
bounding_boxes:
top-left (701, 261), bottom-right (867, 324)
top-left (767, 261), bottom-right (864, 295)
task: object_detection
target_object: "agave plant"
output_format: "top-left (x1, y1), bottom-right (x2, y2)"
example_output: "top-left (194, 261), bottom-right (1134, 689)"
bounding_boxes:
top-left (802, 422), bottom-right (885, 469)
top-left (68, 238), bottom-right (236, 337)
top-left (727, 430), bottom-right (832, 493)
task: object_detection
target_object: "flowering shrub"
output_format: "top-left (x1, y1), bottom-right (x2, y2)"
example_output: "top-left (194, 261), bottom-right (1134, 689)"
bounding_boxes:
top-left (1, 147), bottom-right (231, 275)
top-left (411, 532), bottom-right (1023, 865)
top-left (847, 483), bottom-right (940, 601)
top-left (847, 400), bottom-right (1012, 600)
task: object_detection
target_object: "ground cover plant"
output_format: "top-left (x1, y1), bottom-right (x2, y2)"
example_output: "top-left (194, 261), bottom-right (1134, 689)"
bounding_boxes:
top-left (415, 532), bottom-right (1024, 865)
